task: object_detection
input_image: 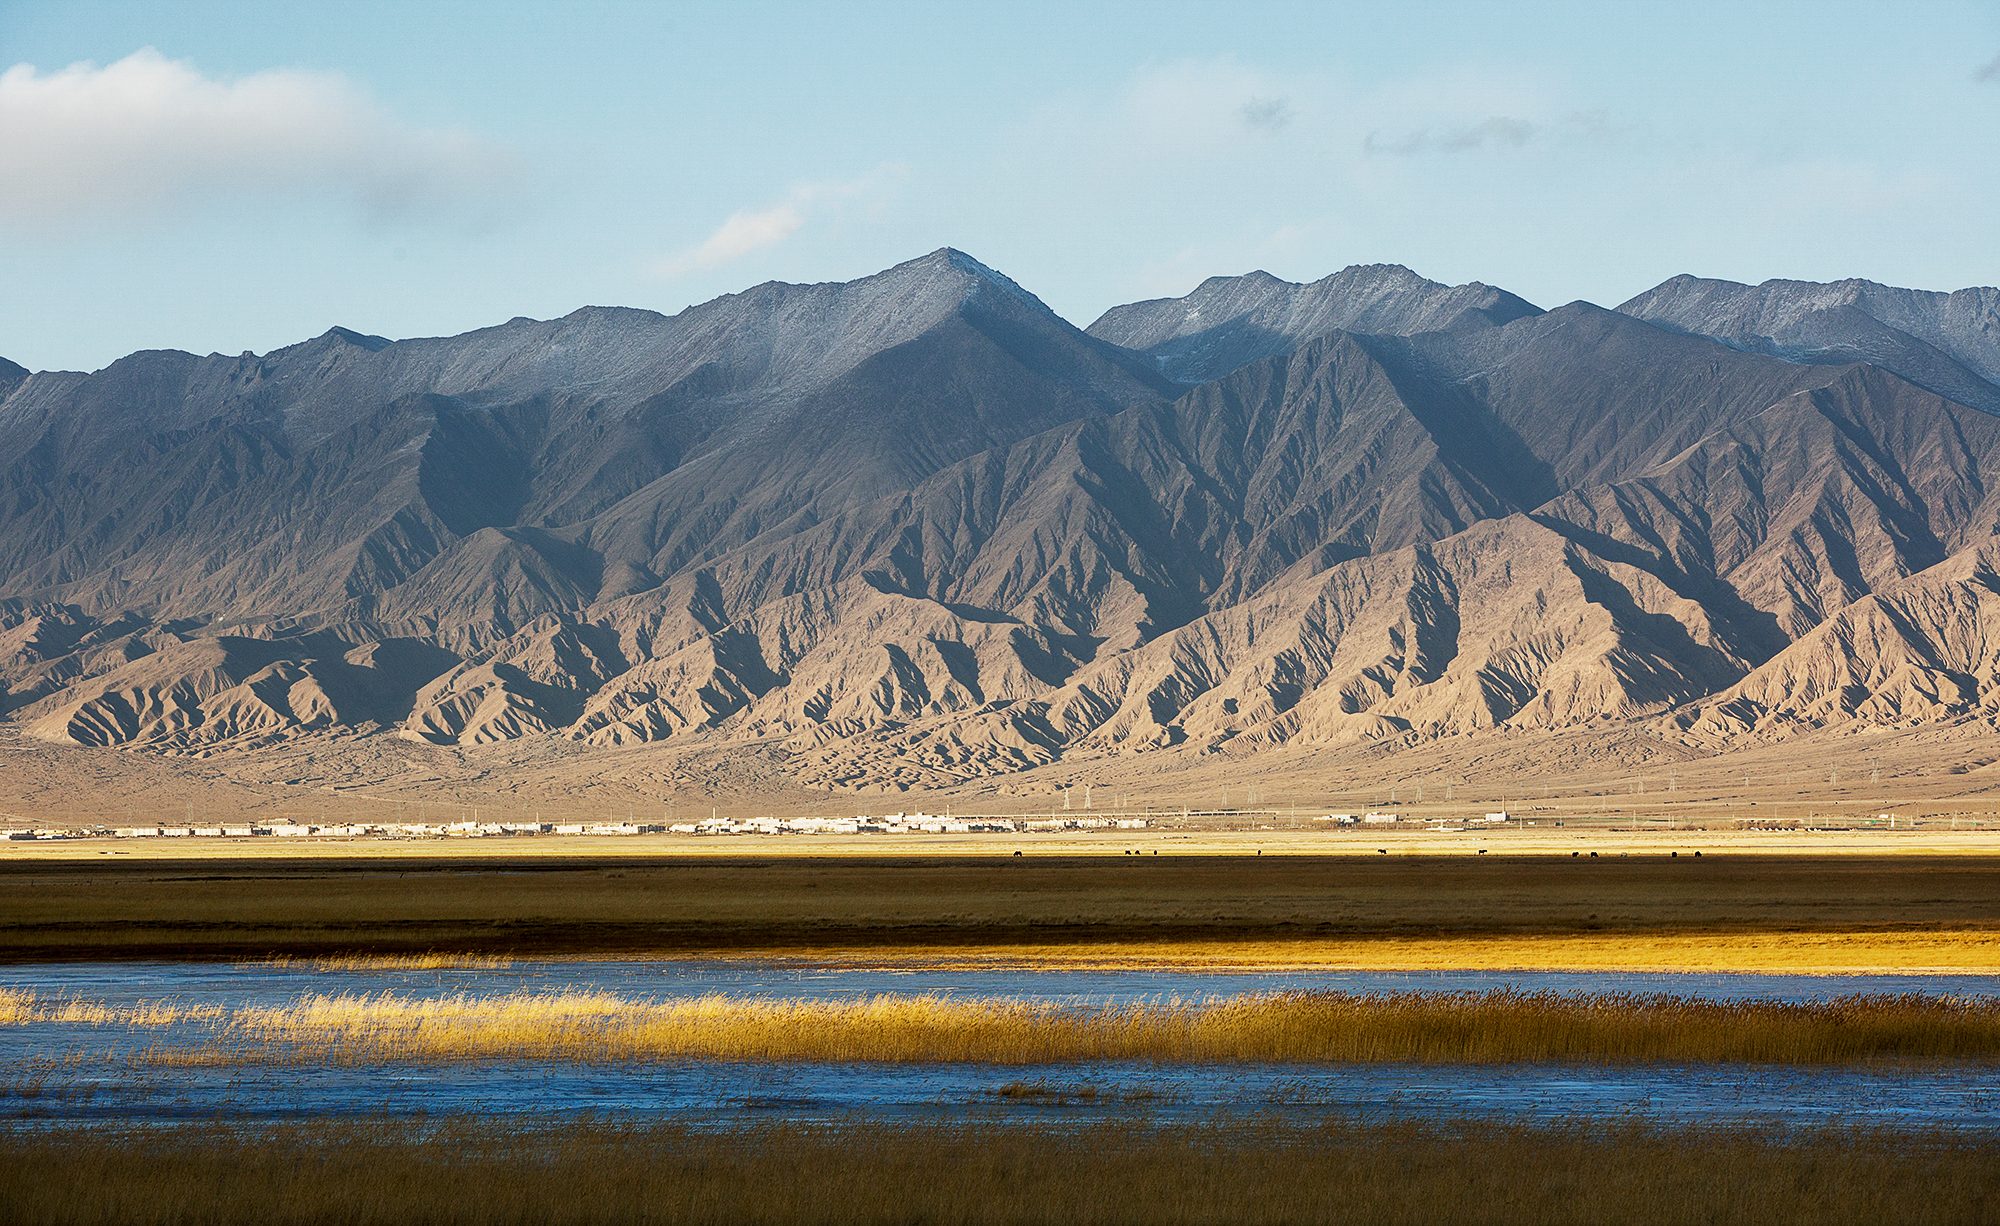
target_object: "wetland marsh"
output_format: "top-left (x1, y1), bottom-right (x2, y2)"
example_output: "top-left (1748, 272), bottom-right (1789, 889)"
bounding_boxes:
top-left (4, 959), bottom-right (1999, 1131)
top-left (6, 849), bottom-right (1998, 1222)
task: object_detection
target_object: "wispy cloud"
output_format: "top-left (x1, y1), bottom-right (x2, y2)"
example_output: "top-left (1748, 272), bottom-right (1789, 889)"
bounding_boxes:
top-left (1366, 115), bottom-right (1536, 155)
top-left (653, 164), bottom-right (907, 278)
top-left (1363, 109), bottom-right (1620, 157)
top-left (1239, 96), bottom-right (1294, 132)
top-left (1978, 53), bottom-right (2000, 82)
top-left (0, 48), bottom-right (515, 234)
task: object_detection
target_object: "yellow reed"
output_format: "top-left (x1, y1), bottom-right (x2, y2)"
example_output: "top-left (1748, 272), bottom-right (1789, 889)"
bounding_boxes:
top-left (252, 953), bottom-right (516, 972)
top-left (210, 988), bottom-right (2000, 1065)
top-left (12, 984), bottom-right (1999, 1065)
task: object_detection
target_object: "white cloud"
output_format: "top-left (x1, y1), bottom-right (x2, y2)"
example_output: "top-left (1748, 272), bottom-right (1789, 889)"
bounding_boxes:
top-left (655, 203), bottom-right (807, 277)
top-left (0, 48), bottom-right (514, 233)
top-left (653, 164), bottom-right (907, 278)
top-left (1363, 108), bottom-right (1626, 157)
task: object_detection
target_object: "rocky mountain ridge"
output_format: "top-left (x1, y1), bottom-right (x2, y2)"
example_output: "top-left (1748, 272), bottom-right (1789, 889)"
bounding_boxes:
top-left (5, 252), bottom-right (2000, 791)
top-left (1618, 273), bottom-right (2000, 416)
top-left (1086, 263), bottom-right (1541, 384)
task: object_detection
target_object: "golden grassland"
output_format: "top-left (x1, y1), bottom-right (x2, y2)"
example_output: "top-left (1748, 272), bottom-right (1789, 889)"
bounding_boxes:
top-left (729, 929), bottom-right (2000, 973)
top-left (252, 953), bottom-right (516, 972)
top-left (2, 853), bottom-right (1996, 971)
top-left (2, 1115), bottom-right (1996, 1226)
top-left (12, 986), bottom-right (2000, 1065)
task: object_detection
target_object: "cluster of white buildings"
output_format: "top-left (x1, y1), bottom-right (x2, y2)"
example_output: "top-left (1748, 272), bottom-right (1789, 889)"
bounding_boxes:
top-left (668, 813), bottom-right (1153, 836)
top-left (1316, 811), bottom-right (1511, 827)
top-left (6, 813), bottom-right (1157, 841)
top-left (85, 820), bottom-right (655, 840)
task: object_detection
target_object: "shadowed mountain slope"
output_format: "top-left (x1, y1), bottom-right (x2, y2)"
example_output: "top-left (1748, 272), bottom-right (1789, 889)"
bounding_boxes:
top-left (0, 249), bottom-right (1169, 625)
top-left (1669, 536), bottom-right (2000, 743)
top-left (7, 254), bottom-right (2000, 784)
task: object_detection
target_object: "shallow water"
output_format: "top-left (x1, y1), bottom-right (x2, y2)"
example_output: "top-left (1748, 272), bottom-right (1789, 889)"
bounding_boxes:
top-left (7, 1055), bottom-right (1999, 1132)
top-left (13, 960), bottom-right (2000, 1010)
top-left (4, 962), bottom-right (1997, 1130)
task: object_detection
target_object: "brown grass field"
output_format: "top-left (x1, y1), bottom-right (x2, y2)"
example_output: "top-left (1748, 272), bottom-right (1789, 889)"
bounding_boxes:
top-left (2, 1116), bottom-right (1996, 1226)
top-left (0, 851), bottom-right (1996, 971)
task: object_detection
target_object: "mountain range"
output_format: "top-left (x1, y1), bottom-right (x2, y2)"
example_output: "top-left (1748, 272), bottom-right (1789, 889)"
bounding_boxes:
top-left (5, 249), bottom-right (2000, 794)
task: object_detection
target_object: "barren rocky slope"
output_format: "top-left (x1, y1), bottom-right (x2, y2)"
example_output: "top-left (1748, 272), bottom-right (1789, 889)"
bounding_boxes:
top-left (1086, 264), bottom-right (1541, 384)
top-left (5, 254), bottom-right (2000, 792)
top-left (1618, 274), bottom-right (2000, 416)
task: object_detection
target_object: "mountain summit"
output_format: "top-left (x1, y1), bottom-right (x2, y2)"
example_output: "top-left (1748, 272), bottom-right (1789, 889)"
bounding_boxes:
top-left (1618, 273), bottom-right (2000, 415)
top-left (1087, 263), bottom-right (1542, 383)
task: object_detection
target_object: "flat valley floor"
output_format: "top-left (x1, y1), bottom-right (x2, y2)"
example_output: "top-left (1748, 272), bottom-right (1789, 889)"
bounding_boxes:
top-left (7, 839), bottom-right (1999, 1224)
top-left (4, 839), bottom-right (1996, 971)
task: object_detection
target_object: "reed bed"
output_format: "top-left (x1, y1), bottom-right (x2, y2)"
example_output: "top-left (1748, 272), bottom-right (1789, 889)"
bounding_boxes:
top-left (67, 987), bottom-right (2000, 1065)
top-left (12, 984), bottom-right (2000, 1064)
top-left (2, 1114), bottom-right (1995, 1225)
top-left (0, 989), bottom-right (225, 1027)
top-left (250, 953), bottom-right (516, 972)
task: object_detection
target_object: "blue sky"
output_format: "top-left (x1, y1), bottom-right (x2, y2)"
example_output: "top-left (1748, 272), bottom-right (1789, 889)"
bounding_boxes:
top-left (2, 0), bottom-right (1997, 372)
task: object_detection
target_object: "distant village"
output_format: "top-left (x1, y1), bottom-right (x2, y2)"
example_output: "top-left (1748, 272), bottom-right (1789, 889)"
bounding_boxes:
top-left (5, 812), bottom-right (1158, 841)
top-left (0, 805), bottom-right (1949, 841)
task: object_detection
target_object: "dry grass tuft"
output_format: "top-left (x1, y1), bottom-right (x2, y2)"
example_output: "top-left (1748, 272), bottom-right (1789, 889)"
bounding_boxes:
top-left (0, 988), bottom-right (33, 1024)
top-left (0, 1115), bottom-right (1995, 1225)
top-left (0, 990), bottom-right (224, 1027)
